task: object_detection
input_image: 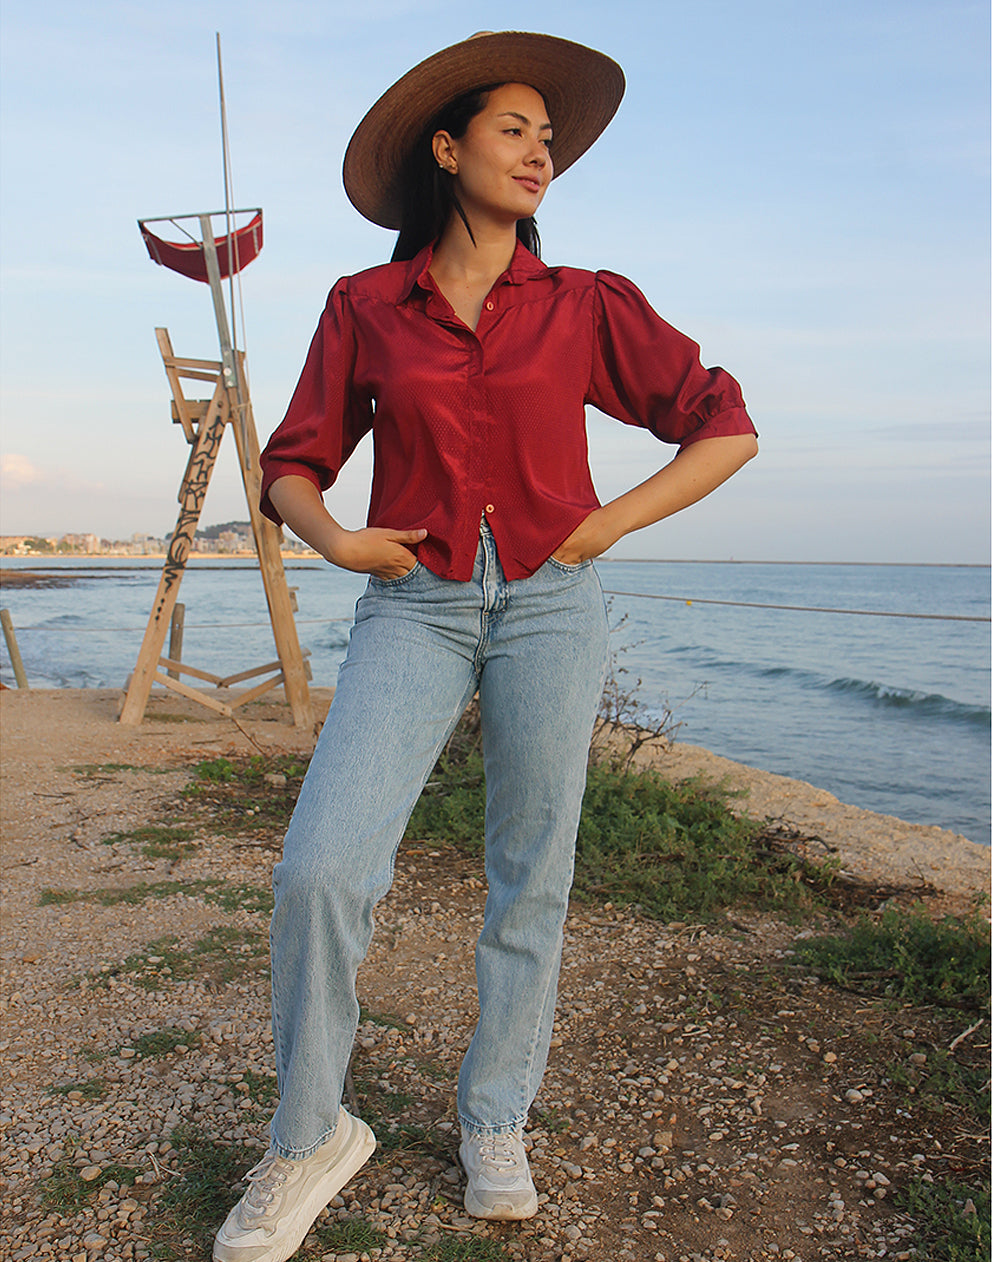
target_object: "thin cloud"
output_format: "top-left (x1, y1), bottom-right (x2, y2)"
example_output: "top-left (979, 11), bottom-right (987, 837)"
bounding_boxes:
top-left (0, 454), bottom-right (43, 488)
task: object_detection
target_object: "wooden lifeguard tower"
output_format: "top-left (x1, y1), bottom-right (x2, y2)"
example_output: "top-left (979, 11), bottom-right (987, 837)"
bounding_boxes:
top-left (118, 205), bottom-right (312, 729)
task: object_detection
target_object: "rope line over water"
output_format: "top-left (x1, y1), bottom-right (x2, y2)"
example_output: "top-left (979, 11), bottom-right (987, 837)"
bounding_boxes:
top-left (6, 597), bottom-right (988, 632)
top-left (600, 590), bottom-right (990, 623)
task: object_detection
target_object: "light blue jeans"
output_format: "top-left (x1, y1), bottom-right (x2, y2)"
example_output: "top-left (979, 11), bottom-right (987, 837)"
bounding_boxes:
top-left (268, 520), bottom-right (609, 1158)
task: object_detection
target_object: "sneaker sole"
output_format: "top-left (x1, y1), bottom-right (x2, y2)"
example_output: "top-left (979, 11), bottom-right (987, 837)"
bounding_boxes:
top-left (463, 1185), bottom-right (539, 1220)
top-left (213, 1113), bottom-right (376, 1262)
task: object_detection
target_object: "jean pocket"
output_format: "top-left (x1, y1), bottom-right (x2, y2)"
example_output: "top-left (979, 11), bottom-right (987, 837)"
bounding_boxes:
top-left (368, 561), bottom-right (423, 589)
top-left (546, 556), bottom-right (593, 575)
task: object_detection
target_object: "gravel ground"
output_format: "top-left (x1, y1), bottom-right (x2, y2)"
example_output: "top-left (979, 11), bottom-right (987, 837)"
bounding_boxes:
top-left (1, 688), bottom-right (988, 1262)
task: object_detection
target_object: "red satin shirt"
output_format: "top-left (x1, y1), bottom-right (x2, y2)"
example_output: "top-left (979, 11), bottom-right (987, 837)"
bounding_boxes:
top-left (260, 241), bottom-right (756, 581)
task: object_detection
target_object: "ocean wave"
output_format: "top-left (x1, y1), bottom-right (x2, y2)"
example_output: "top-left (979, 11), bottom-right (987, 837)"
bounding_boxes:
top-left (826, 677), bottom-right (990, 726)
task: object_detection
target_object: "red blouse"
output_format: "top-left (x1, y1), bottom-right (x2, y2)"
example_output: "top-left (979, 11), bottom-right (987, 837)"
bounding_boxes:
top-left (260, 241), bottom-right (756, 581)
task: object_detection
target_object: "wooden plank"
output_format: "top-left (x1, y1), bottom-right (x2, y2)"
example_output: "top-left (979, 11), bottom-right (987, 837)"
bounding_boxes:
top-left (156, 328), bottom-right (201, 442)
top-left (1, 609), bottom-right (29, 688)
top-left (171, 401), bottom-right (211, 426)
top-left (216, 658), bottom-right (282, 687)
top-left (171, 356), bottom-right (223, 373)
top-left (167, 604), bottom-right (185, 679)
top-left (157, 656), bottom-right (224, 686)
top-left (229, 672), bottom-right (285, 708)
top-left (152, 670), bottom-right (233, 717)
top-left (217, 647), bottom-right (310, 688)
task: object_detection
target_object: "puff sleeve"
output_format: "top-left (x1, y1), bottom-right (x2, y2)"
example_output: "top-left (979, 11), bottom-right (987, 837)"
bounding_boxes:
top-left (259, 278), bottom-right (374, 526)
top-left (588, 271), bottom-right (756, 448)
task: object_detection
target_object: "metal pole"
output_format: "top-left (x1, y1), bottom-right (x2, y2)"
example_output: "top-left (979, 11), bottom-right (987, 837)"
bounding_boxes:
top-left (214, 35), bottom-right (252, 473)
top-left (1, 609), bottom-right (29, 688)
top-left (198, 212), bottom-right (250, 472)
top-left (197, 214), bottom-right (237, 389)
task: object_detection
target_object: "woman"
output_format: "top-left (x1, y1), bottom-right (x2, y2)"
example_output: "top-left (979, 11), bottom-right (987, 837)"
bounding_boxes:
top-left (214, 31), bottom-right (757, 1262)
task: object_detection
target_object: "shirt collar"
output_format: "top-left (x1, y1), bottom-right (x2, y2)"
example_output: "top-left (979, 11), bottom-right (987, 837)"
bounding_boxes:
top-left (399, 239), bottom-right (551, 303)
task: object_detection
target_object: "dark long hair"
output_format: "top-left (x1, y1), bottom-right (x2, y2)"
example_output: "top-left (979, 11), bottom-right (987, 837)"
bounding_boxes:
top-left (391, 85), bottom-right (541, 263)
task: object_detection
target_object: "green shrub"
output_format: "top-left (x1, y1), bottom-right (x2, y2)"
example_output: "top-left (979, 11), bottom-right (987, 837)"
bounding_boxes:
top-left (796, 905), bottom-right (991, 1013)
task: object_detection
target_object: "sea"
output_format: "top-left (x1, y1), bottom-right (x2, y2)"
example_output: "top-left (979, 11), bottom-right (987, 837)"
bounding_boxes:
top-left (1, 557), bottom-right (989, 848)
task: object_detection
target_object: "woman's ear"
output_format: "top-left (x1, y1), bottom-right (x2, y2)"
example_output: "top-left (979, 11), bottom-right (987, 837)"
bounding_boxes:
top-left (432, 130), bottom-right (457, 174)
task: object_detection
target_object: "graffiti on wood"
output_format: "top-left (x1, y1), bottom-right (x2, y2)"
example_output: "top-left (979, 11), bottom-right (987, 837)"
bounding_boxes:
top-left (154, 403), bottom-right (227, 620)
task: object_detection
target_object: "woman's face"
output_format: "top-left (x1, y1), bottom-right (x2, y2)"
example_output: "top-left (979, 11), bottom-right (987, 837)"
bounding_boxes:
top-left (434, 83), bottom-right (554, 227)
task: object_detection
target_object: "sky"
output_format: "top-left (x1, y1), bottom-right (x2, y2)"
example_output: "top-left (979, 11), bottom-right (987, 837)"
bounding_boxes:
top-left (0, 0), bottom-right (988, 563)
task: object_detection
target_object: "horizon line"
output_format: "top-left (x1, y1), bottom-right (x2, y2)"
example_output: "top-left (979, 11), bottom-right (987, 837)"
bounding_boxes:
top-left (2, 554), bottom-right (989, 570)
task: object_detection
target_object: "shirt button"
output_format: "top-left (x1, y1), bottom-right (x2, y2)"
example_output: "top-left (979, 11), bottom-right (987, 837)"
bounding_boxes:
top-left (485, 503), bottom-right (495, 514)
top-left (485, 301), bottom-right (494, 311)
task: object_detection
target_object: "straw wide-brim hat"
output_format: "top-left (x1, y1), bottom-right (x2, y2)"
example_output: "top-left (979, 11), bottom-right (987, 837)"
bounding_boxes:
top-left (342, 31), bottom-right (625, 229)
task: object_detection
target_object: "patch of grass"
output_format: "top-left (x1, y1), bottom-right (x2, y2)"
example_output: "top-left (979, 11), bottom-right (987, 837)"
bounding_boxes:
top-left (130, 1027), bottom-right (200, 1058)
top-left (350, 1073), bottom-right (449, 1160)
top-left (103, 824), bottom-right (199, 859)
top-left (423, 1238), bottom-right (513, 1261)
top-left (98, 1160), bottom-right (143, 1186)
top-left (39, 878), bottom-right (272, 915)
top-left (204, 882), bottom-right (273, 915)
top-left (406, 744), bottom-right (486, 847)
top-left (373, 1119), bottom-right (450, 1159)
top-left (916, 1048), bottom-right (992, 1119)
top-left (230, 1069), bottom-right (278, 1107)
top-left (48, 1078), bottom-right (105, 1100)
top-left (192, 756), bottom-right (239, 782)
top-left (532, 1105), bottom-right (571, 1134)
top-left (886, 1046), bottom-right (992, 1122)
top-left (148, 1125), bottom-right (261, 1259)
top-left (191, 925), bottom-right (268, 984)
top-left (190, 753), bottom-right (311, 786)
top-left (898, 1176), bottom-right (990, 1261)
top-left (796, 905), bottom-right (991, 1014)
top-left (181, 754), bottom-right (310, 835)
top-left (313, 1218), bottom-right (389, 1250)
top-left (70, 762), bottom-right (161, 775)
top-left (40, 1159), bottom-right (93, 1213)
top-left (41, 881), bottom-right (189, 908)
top-left (359, 1005), bottom-right (410, 1032)
top-left (40, 1155), bottom-right (141, 1211)
top-left (83, 925), bottom-right (266, 991)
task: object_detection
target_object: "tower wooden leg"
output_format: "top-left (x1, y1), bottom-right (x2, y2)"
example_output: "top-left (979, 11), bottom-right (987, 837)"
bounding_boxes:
top-left (230, 387), bottom-right (313, 730)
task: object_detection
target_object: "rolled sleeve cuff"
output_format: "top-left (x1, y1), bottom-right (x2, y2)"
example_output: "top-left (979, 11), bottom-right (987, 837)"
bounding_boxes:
top-left (678, 407), bottom-right (758, 450)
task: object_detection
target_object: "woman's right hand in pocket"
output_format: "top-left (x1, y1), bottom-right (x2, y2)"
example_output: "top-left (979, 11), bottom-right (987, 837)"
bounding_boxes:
top-left (327, 527), bottom-right (427, 579)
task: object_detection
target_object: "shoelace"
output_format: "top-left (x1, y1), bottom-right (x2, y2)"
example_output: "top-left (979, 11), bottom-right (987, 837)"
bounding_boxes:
top-left (477, 1134), bottom-right (521, 1172)
top-left (239, 1151), bottom-right (294, 1223)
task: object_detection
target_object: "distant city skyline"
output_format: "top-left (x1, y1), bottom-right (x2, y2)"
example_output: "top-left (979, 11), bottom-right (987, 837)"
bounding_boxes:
top-left (1, 1), bottom-right (989, 564)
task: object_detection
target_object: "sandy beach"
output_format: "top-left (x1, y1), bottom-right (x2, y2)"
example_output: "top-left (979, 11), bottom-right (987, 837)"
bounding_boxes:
top-left (1, 686), bottom-right (988, 1261)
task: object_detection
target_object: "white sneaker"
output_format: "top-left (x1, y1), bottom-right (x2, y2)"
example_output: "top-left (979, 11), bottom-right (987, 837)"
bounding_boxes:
top-left (213, 1108), bottom-right (376, 1262)
top-left (459, 1127), bottom-right (538, 1220)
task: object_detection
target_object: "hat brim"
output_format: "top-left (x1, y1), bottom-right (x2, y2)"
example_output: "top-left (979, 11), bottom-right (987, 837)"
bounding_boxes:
top-left (342, 31), bottom-right (625, 230)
